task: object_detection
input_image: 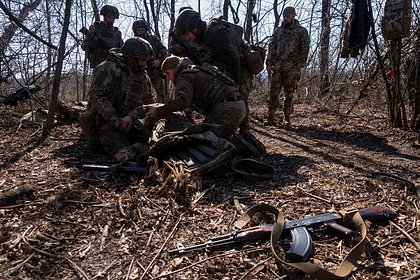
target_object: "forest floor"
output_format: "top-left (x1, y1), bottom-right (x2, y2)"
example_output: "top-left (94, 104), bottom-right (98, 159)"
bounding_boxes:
top-left (0, 97), bottom-right (419, 280)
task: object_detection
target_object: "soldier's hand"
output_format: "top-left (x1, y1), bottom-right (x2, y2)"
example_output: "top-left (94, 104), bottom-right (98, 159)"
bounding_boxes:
top-left (145, 106), bottom-right (158, 118)
top-left (151, 59), bottom-right (161, 68)
top-left (118, 115), bottom-right (134, 132)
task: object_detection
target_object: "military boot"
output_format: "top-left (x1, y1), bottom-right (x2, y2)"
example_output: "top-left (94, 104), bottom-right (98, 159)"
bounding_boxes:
top-left (263, 115), bottom-right (276, 126)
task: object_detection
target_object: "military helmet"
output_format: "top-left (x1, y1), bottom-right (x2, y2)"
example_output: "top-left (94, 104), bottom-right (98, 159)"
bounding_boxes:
top-left (100, 5), bottom-right (119, 19)
top-left (175, 9), bottom-right (201, 35)
top-left (132, 19), bottom-right (149, 33)
top-left (121, 37), bottom-right (152, 58)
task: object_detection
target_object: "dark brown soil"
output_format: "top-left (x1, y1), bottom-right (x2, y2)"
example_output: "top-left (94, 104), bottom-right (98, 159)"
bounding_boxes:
top-left (0, 101), bottom-right (419, 280)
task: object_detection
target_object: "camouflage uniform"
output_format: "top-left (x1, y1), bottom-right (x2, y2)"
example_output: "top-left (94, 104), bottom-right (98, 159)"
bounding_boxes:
top-left (81, 21), bottom-right (124, 68)
top-left (204, 19), bottom-right (254, 133)
top-left (137, 33), bottom-right (168, 102)
top-left (80, 50), bottom-right (155, 159)
top-left (172, 16), bottom-right (254, 133)
top-left (266, 19), bottom-right (309, 123)
top-left (155, 58), bottom-right (246, 138)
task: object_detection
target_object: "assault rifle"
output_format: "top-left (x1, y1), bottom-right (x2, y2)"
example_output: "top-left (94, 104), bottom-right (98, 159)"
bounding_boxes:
top-left (81, 164), bottom-right (147, 175)
top-left (169, 205), bottom-right (397, 262)
top-left (2, 84), bottom-right (41, 107)
top-left (79, 26), bottom-right (111, 50)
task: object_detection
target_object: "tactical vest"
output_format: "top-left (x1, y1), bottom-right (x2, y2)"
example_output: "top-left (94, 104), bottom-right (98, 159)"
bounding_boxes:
top-left (381, 0), bottom-right (412, 40)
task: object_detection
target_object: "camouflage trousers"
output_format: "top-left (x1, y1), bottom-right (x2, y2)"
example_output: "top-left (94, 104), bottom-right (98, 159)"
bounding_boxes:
top-left (205, 98), bottom-right (246, 138)
top-left (150, 74), bottom-right (166, 103)
top-left (238, 67), bottom-right (254, 132)
top-left (268, 67), bottom-right (301, 121)
top-left (94, 123), bottom-right (149, 160)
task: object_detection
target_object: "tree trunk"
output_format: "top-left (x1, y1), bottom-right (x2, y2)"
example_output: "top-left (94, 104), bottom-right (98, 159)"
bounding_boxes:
top-left (244, 0), bottom-right (255, 42)
top-left (319, 0), bottom-right (330, 96)
top-left (223, 0), bottom-right (230, 20)
top-left (43, 0), bottom-right (73, 135)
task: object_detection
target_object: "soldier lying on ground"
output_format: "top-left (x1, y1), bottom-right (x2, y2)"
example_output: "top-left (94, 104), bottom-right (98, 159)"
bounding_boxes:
top-left (145, 55), bottom-right (246, 139)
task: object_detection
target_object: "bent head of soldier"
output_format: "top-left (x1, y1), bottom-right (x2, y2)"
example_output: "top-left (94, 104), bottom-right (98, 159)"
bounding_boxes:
top-left (132, 19), bottom-right (149, 37)
top-left (175, 9), bottom-right (201, 41)
top-left (100, 5), bottom-right (119, 26)
top-left (121, 37), bottom-right (153, 72)
top-left (283, 6), bottom-right (296, 27)
top-left (161, 55), bottom-right (182, 81)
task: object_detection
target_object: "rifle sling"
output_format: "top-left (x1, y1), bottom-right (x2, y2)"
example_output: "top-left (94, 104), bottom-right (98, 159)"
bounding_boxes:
top-left (235, 204), bottom-right (367, 279)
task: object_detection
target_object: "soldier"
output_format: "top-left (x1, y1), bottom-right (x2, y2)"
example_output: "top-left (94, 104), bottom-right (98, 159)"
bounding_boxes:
top-left (81, 5), bottom-right (124, 68)
top-left (132, 19), bottom-right (168, 102)
top-left (173, 9), bottom-right (254, 135)
top-left (265, 6), bottom-right (310, 126)
top-left (78, 37), bottom-right (155, 163)
top-left (145, 55), bottom-right (246, 139)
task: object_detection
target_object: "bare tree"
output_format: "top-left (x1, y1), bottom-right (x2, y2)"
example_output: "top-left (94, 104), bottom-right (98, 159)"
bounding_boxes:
top-left (319, 0), bottom-right (331, 96)
top-left (43, 0), bottom-right (73, 135)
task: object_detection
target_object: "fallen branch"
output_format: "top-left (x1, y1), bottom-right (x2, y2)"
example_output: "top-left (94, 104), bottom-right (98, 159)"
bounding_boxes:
top-left (139, 213), bottom-right (185, 280)
top-left (3, 253), bottom-right (35, 277)
top-left (67, 258), bottom-right (91, 280)
top-left (93, 260), bottom-right (116, 279)
top-left (125, 257), bottom-right (135, 280)
top-left (389, 221), bottom-right (420, 252)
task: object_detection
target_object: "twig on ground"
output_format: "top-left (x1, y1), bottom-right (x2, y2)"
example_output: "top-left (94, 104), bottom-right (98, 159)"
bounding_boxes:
top-left (93, 260), bottom-right (116, 279)
top-left (125, 257), bottom-right (135, 280)
top-left (99, 221), bottom-right (111, 253)
top-left (239, 256), bottom-right (271, 280)
top-left (404, 272), bottom-right (420, 280)
top-left (3, 253), bottom-right (35, 277)
top-left (67, 258), bottom-right (91, 280)
top-left (31, 246), bottom-right (59, 258)
top-left (151, 247), bottom-right (267, 279)
top-left (139, 213), bottom-right (185, 280)
top-left (379, 227), bottom-right (416, 248)
top-left (297, 186), bottom-right (332, 204)
top-left (0, 201), bottom-right (44, 209)
top-left (118, 196), bottom-right (126, 217)
top-left (388, 221), bottom-right (420, 251)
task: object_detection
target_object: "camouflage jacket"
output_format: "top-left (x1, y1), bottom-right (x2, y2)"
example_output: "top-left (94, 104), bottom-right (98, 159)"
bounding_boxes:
top-left (87, 51), bottom-right (155, 127)
top-left (81, 21), bottom-right (124, 68)
top-left (266, 19), bottom-right (309, 70)
top-left (155, 58), bottom-right (238, 116)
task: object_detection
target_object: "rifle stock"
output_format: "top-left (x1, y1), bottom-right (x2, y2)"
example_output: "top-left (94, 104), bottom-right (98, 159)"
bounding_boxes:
top-left (169, 205), bottom-right (397, 262)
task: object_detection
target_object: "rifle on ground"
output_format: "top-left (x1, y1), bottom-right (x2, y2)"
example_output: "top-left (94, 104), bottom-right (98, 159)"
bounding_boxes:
top-left (81, 164), bottom-right (147, 175)
top-left (169, 205), bottom-right (397, 262)
top-left (79, 26), bottom-right (111, 50)
top-left (2, 84), bottom-right (41, 107)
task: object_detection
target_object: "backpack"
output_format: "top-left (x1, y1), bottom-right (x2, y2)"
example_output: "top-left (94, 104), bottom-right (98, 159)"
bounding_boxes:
top-left (381, 0), bottom-right (412, 40)
top-left (208, 18), bottom-right (244, 53)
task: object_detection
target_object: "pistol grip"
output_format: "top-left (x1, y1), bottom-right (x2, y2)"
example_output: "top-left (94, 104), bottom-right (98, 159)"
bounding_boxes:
top-left (286, 226), bottom-right (312, 262)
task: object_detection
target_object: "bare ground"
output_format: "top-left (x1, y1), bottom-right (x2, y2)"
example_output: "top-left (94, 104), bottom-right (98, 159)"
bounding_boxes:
top-left (0, 100), bottom-right (419, 280)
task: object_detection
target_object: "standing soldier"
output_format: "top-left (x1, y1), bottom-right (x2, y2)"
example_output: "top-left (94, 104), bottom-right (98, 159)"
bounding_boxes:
top-left (265, 6), bottom-right (309, 126)
top-left (132, 19), bottom-right (168, 102)
top-left (173, 9), bottom-right (254, 136)
top-left (78, 37), bottom-right (155, 163)
top-left (81, 5), bottom-right (124, 68)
